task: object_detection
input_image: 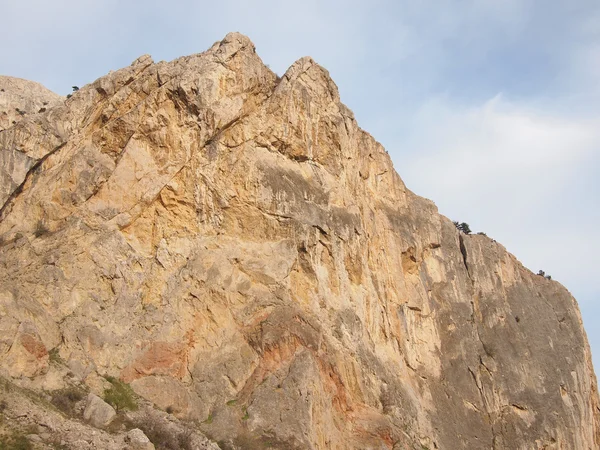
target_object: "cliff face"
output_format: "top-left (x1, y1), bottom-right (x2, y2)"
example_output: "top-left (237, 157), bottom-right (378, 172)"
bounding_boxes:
top-left (0, 76), bottom-right (63, 212)
top-left (0, 76), bottom-right (63, 132)
top-left (0, 33), bottom-right (598, 449)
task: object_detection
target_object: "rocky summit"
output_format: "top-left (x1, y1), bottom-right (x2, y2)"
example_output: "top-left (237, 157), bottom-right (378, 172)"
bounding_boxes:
top-left (0, 33), bottom-right (598, 450)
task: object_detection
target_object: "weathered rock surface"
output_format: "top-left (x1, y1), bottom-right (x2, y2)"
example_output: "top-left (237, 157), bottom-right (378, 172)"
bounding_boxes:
top-left (0, 375), bottom-right (129, 449)
top-left (0, 75), bottom-right (63, 131)
top-left (126, 428), bottom-right (155, 450)
top-left (83, 393), bottom-right (116, 428)
top-left (0, 32), bottom-right (598, 449)
top-left (0, 75), bottom-right (64, 209)
top-left (0, 374), bottom-right (218, 449)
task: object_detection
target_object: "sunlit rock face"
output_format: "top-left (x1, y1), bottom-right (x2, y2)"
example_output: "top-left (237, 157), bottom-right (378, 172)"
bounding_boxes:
top-left (1, 33), bottom-right (598, 449)
top-left (0, 75), bottom-right (64, 208)
top-left (0, 75), bottom-right (63, 132)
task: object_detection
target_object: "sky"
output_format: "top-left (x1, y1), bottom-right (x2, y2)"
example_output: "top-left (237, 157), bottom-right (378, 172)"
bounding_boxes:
top-left (1, 0), bottom-right (599, 367)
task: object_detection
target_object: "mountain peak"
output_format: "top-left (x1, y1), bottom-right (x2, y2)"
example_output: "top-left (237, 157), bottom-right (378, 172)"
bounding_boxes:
top-left (0, 34), bottom-right (597, 450)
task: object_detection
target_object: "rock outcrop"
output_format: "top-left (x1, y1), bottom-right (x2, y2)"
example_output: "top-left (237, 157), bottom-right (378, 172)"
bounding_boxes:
top-left (126, 428), bottom-right (155, 450)
top-left (0, 33), bottom-right (598, 449)
top-left (83, 393), bottom-right (117, 428)
top-left (0, 75), bottom-right (63, 131)
top-left (0, 75), bottom-right (64, 212)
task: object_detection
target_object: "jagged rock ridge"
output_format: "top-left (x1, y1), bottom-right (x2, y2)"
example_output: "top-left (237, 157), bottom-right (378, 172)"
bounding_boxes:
top-left (0, 33), bottom-right (598, 449)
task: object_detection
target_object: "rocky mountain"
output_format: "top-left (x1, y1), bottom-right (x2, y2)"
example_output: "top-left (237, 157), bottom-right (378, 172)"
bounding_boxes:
top-left (0, 76), bottom-right (63, 209)
top-left (0, 76), bottom-right (63, 132)
top-left (0, 33), bottom-right (598, 449)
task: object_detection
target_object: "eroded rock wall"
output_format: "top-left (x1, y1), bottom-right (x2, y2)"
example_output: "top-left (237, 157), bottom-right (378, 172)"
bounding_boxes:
top-left (0, 33), bottom-right (597, 449)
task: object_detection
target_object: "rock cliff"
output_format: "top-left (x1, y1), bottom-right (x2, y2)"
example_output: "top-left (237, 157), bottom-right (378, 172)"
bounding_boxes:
top-left (0, 33), bottom-right (598, 449)
top-left (0, 76), bottom-right (63, 132)
top-left (0, 76), bottom-right (63, 211)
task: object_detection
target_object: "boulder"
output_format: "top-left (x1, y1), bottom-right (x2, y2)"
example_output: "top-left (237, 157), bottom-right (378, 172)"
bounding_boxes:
top-left (126, 428), bottom-right (155, 450)
top-left (83, 393), bottom-right (116, 428)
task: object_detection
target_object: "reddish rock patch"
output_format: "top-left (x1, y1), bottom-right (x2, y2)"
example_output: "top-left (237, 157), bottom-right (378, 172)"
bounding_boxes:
top-left (20, 332), bottom-right (48, 359)
top-left (121, 342), bottom-right (188, 383)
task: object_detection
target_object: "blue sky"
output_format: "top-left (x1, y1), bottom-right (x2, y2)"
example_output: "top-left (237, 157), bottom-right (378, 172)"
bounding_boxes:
top-left (2, 0), bottom-right (599, 367)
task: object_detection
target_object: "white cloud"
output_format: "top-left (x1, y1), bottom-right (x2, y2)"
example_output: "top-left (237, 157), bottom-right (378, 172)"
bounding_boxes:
top-left (403, 95), bottom-right (598, 191)
top-left (569, 43), bottom-right (600, 95)
top-left (391, 95), bottom-right (600, 295)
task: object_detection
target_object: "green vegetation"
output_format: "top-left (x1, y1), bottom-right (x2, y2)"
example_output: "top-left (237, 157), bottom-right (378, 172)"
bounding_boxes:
top-left (226, 399), bottom-right (237, 406)
top-left (453, 221), bottom-right (471, 234)
top-left (103, 376), bottom-right (137, 412)
top-left (537, 270), bottom-right (552, 280)
top-left (48, 348), bottom-right (63, 365)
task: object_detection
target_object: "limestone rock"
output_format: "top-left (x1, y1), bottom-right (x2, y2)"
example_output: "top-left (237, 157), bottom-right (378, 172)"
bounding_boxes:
top-left (0, 76), bottom-right (64, 212)
top-left (0, 76), bottom-right (65, 212)
top-left (83, 393), bottom-right (116, 428)
top-left (0, 32), bottom-right (598, 449)
top-left (0, 374), bottom-right (219, 449)
top-left (84, 371), bottom-right (113, 397)
top-left (0, 75), bottom-right (62, 131)
top-left (3, 321), bottom-right (49, 378)
top-left (130, 375), bottom-right (197, 418)
top-left (126, 428), bottom-right (155, 450)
